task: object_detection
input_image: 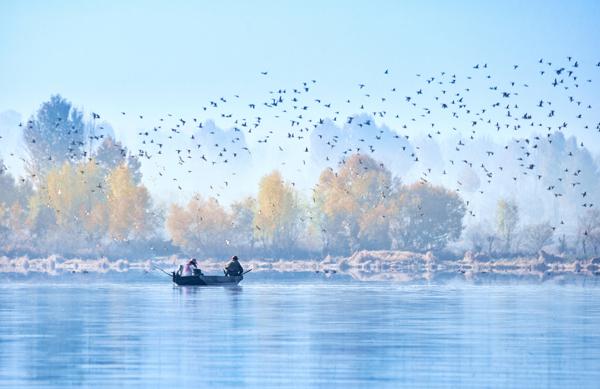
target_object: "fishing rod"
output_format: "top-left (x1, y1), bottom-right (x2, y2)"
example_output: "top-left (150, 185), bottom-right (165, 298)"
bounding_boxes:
top-left (152, 264), bottom-right (173, 277)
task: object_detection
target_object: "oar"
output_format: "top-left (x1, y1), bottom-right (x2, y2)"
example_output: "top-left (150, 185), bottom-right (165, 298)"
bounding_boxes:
top-left (243, 268), bottom-right (253, 275)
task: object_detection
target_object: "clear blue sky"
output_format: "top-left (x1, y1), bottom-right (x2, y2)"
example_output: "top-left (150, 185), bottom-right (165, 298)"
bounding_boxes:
top-left (1, 0), bottom-right (599, 118)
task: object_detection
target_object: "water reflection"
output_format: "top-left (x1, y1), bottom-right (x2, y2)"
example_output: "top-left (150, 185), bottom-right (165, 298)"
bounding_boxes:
top-left (1, 281), bottom-right (599, 388)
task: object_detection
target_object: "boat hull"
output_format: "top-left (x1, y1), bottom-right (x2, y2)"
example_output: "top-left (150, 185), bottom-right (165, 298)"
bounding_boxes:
top-left (172, 273), bottom-right (243, 286)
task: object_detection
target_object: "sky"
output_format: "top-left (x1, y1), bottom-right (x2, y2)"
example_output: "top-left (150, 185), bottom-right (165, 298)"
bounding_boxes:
top-left (1, 0), bottom-right (599, 116)
top-left (1, 0), bottom-right (599, 214)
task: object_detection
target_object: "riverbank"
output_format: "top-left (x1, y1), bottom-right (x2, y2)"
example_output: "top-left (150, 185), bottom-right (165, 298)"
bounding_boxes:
top-left (1, 250), bottom-right (599, 283)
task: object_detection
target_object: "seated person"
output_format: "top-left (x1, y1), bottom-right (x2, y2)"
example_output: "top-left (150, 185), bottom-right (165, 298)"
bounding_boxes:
top-left (181, 258), bottom-right (199, 276)
top-left (224, 255), bottom-right (244, 276)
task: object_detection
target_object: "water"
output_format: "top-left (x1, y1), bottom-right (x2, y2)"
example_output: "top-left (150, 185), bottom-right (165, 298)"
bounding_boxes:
top-left (1, 276), bottom-right (599, 388)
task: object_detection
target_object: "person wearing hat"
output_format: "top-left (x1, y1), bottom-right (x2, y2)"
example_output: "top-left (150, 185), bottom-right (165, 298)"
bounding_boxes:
top-left (181, 258), bottom-right (199, 276)
top-left (224, 255), bottom-right (244, 276)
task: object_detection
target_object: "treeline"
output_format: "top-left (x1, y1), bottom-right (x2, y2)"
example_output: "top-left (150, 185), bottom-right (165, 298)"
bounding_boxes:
top-left (2, 95), bottom-right (598, 260)
top-left (166, 160), bottom-right (466, 258)
top-left (465, 198), bottom-right (600, 258)
top-left (1, 96), bottom-right (160, 257)
top-left (0, 95), bottom-right (467, 259)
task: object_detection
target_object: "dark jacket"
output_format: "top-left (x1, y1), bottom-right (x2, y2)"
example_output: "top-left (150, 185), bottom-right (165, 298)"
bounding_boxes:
top-left (224, 259), bottom-right (243, 276)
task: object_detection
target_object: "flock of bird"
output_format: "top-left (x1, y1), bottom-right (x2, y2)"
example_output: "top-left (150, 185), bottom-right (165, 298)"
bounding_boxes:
top-left (3, 57), bottom-right (600, 232)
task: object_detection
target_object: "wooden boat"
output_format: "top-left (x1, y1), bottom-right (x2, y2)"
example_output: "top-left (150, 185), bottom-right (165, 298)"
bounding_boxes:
top-left (172, 270), bottom-right (243, 286)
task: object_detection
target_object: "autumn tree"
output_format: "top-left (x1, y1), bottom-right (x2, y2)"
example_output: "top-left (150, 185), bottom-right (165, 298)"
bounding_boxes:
top-left (313, 168), bottom-right (351, 254)
top-left (0, 163), bottom-right (31, 251)
top-left (357, 202), bottom-right (392, 250)
top-left (106, 164), bottom-right (153, 241)
top-left (166, 195), bottom-right (232, 256)
top-left (3, 96), bottom-right (160, 256)
top-left (26, 192), bottom-right (57, 240)
top-left (18, 159), bottom-right (107, 253)
top-left (44, 161), bottom-right (105, 232)
top-left (254, 171), bottom-right (302, 254)
top-left (390, 183), bottom-right (465, 252)
top-left (0, 204), bottom-right (23, 252)
top-left (314, 154), bottom-right (393, 254)
top-left (0, 159), bottom-right (32, 207)
top-left (0, 208), bottom-right (8, 249)
top-left (230, 196), bottom-right (257, 252)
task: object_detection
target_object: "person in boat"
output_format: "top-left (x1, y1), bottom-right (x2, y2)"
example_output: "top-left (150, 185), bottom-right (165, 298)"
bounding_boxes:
top-left (181, 258), bottom-right (199, 276)
top-left (224, 255), bottom-right (243, 276)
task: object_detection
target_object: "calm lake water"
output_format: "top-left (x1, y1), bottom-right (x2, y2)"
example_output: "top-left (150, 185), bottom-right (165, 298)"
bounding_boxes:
top-left (1, 275), bottom-right (599, 388)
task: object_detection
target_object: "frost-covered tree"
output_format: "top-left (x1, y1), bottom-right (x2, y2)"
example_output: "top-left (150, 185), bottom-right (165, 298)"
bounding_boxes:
top-left (95, 137), bottom-right (142, 184)
top-left (577, 209), bottom-right (600, 257)
top-left (23, 95), bottom-right (85, 179)
top-left (390, 183), bottom-right (465, 252)
top-left (496, 198), bottom-right (519, 253)
top-left (521, 222), bottom-right (554, 254)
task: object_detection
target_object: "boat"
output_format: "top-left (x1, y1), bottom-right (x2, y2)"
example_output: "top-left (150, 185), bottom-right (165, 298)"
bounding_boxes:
top-left (172, 269), bottom-right (244, 286)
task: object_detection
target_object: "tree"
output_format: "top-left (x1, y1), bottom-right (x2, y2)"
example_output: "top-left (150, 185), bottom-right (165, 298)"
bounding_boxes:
top-left (166, 203), bottom-right (191, 251)
top-left (0, 208), bottom-right (9, 250)
top-left (557, 234), bottom-right (569, 255)
top-left (313, 167), bottom-right (353, 254)
top-left (358, 203), bottom-right (392, 250)
top-left (465, 222), bottom-right (496, 254)
top-left (45, 161), bottom-right (105, 232)
top-left (26, 192), bottom-right (57, 240)
top-left (390, 183), bottom-right (466, 252)
top-left (254, 171), bottom-right (302, 254)
top-left (578, 209), bottom-right (600, 257)
top-left (106, 164), bottom-right (153, 241)
top-left (166, 195), bottom-right (231, 256)
top-left (85, 200), bottom-right (109, 241)
top-left (96, 137), bottom-right (126, 171)
top-left (521, 222), bottom-right (554, 254)
top-left (230, 196), bottom-right (257, 252)
top-left (18, 160), bottom-right (107, 253)
top-left (23, 95), bottom-right (85, 179)
top-left (0, 199), bottom-right (29, 252)
top-left (0, 158), bottom-right (32, 208)
top-left (496, 198), bottom-right (519, 253)
top-left (95, 137), bottom-right (142, 184)
top-left (314, 154), bottom-right (393, 254)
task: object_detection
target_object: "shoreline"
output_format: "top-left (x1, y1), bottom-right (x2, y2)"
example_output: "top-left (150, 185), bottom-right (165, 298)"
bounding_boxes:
top-left (1, 250), bottom-right (598, 283)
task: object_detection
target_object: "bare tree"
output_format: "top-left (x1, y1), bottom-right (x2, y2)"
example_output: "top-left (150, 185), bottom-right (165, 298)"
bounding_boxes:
top-left (521, 222), bottom-right (554, 254)
top-left (577, 209), bottom-right (600, 257)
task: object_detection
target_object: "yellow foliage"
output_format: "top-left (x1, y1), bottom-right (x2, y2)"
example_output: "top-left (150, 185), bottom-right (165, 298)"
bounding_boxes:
top-left (106, 164), bottom-right (151, 241)
top-left (45, 160), bottom-right (105, 230)
top-left (254, 170), bottom-right (300, 248)
top-left (166, 203), bottom-right (190, 249)
top-left (85, 202), bottom-right (109, 237)
top-left (315, 154), bottom-right (393, 253)
top-left (166, 195), bottom-right (232, 255)
top-left (7, 202), bottom-right (25, 231)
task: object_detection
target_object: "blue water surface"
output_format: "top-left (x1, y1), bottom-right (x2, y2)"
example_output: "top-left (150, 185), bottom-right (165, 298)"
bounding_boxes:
top-left (0, 275), bottom-right (599, 388)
